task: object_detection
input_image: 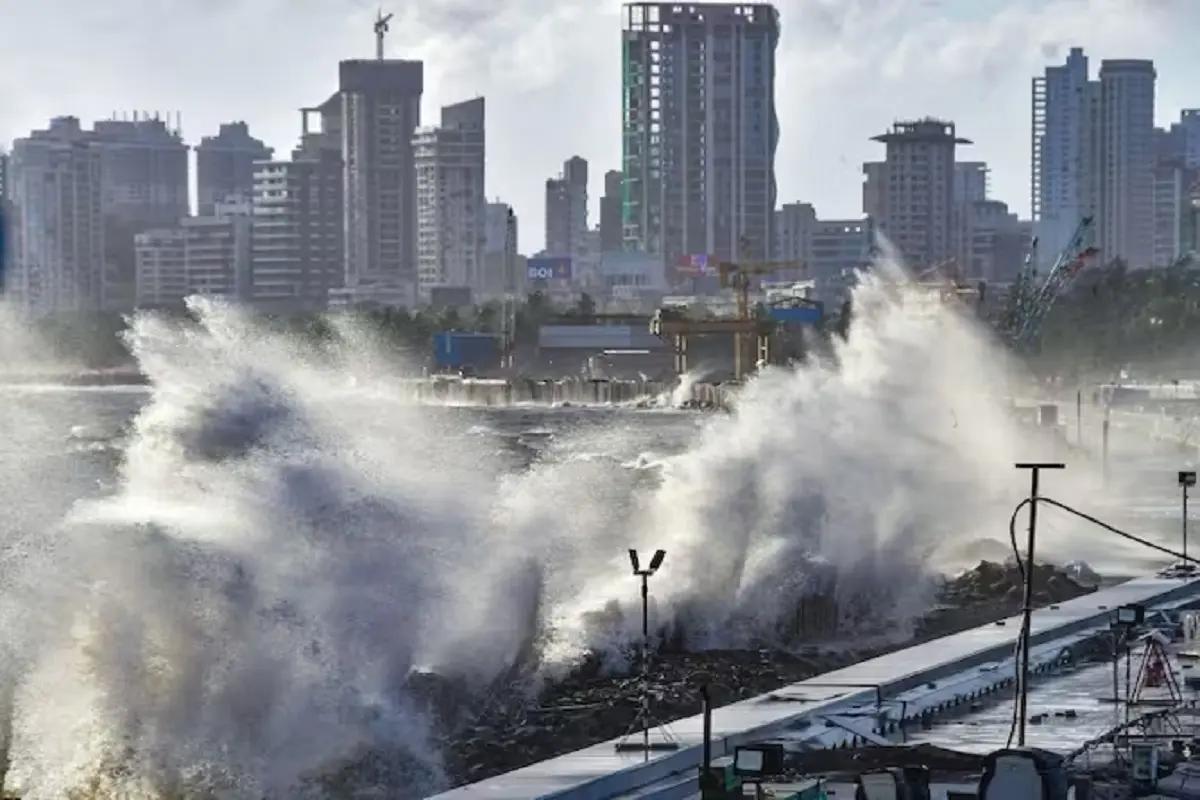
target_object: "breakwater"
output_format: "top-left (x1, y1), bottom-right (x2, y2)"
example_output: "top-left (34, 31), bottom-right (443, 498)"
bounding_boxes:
top-left (408, 376), bottom-right (736, 409)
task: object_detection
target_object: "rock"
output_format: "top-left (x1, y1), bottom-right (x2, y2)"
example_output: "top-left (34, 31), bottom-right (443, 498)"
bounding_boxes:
top-left (433, 558), bottom-right (1097, 787)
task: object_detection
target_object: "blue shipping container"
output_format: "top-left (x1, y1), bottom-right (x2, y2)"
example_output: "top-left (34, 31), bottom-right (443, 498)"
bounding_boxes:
top-left (432, 333), bottom-right (500, 369)
top-left (769, 306), bottom-right (823, 324)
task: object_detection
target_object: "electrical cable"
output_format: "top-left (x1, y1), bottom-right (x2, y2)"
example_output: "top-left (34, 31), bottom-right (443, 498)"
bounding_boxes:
top-left (1003, 494), bottom-right (1200, 748)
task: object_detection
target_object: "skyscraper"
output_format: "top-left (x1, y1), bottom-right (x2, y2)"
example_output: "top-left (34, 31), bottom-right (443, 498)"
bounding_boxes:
top-left (1031, 47), bottom-right (1091, 263)
top-left (7, 118), bottom-right (106, 312)
top-left (1032, 50), bottom-right (1156, 268)
top-left (414, 97), bottom-right (486, 298)
top-left (330, 59), bottom-right (424, 302)
top-left (622, 2), bottom-right (779, 271)
top-left (196, 122), bottom-right (274, 216)
top-left (870, 119), bottom-right (970, 269)
top-left (1098, 59), bottom-right (1156, 269)
top-left (544, 156), bottom-right (588, 261)
top-left (250, 119), bottom-right (344, 312)
top-left (599, 169), bottom-right (623, 252)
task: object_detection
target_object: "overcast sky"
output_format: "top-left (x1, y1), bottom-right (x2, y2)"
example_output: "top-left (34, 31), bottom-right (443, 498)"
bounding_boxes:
top-left (1, 0), bottom-right (1196, 252)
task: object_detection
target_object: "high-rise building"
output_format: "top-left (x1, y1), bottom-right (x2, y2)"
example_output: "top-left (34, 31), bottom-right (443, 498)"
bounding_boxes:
top-left (414, 97), bottom-right (486, 299)
top-left (329, 59), bottom-right (423, 302)
top-left (250, 124), bottom-right (344, 312)
top-left (1180, 110), bottom-right (1200, 168)
top-left (1151, 162), bottom-right (1198, 267)
top-left (861, 161), bottom-right (888, 220)
top-left (1031, 47), bottom-right (1092, 263)
top-left (88, 115), bottom-right (190, 311)
top-left (89, 116), bottom-right (189, 228)
top-left (599, 170), bottom-right (623, 252)
top-left (622, 2), bottom-right (779, 270)
top-left (485, 202), bottom-right (517, 255)
top-left (196, 122), bottom-right (274, 216)
top-left (772, 202), bottom-right (871, 303)
top-left (0, 150), bottom-right (8, 201)
top-left (7, 117), bottom-right (106, 312)
top-left (870, 119), bottom-right (970, 268)
top-left (482, 201), bottom-right (519, 299)
top-left (1032, 50), bottom-right (1157, 269)
top-left (544, 156), bottom-right (588, 262)
top-left (954, 163), bottom-right (989, 204)
top-left (1099, 59), bottom-right (1156, 269)
top-left (134, 199), bottom-right (252, 308)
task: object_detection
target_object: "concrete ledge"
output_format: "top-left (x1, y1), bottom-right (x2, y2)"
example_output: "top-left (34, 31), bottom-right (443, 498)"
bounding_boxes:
top-left (429, 575), bottom-right (1200, 800)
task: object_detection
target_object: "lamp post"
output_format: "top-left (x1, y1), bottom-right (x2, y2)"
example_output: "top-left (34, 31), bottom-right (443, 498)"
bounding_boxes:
top-left (1180, 471), bottom-right (1196, 572)
top-left (616, 548), bottom-right (678, 756)
top-left (1014, 462), bottom-right (1066, 747)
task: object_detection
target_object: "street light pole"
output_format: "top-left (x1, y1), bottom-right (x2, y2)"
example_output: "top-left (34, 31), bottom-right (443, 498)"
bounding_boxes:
top-left (1014, 462), bottom-right (1065, 747)
top-left (616, 548), bottom-right (678, 756)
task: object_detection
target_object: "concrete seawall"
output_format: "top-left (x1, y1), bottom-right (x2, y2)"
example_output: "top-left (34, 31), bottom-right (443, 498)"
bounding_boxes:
top-left (408, 377), bottom-right (738, 410)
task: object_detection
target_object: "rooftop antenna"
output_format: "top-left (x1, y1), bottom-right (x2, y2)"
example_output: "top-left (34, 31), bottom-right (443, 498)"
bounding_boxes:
top-left (373, 8), bottom-right (393, 60)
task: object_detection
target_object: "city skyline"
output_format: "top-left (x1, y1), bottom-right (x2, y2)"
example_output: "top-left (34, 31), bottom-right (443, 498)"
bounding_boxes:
top-left (2, 0), bottom-right (1196, 253)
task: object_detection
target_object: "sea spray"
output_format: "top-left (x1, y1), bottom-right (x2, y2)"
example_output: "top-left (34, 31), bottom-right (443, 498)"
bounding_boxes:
top-left (0, 258), bottom-right (1122, 795)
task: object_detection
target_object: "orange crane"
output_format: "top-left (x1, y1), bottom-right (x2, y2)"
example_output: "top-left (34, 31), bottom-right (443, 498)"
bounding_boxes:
top-left (650, 259), bottom-right (805, 381)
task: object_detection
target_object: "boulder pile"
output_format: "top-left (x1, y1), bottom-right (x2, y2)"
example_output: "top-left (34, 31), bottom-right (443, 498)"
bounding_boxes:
top-left (439, 560), bottom-right (1096, 786)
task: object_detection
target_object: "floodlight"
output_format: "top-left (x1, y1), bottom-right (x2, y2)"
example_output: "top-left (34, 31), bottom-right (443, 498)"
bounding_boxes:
top-left (628, 548), bottom-right (640, 573)
top-left (648, 549), bottom-right (666, 572)
top-left (1181, 471), bottom-right (1197, 488)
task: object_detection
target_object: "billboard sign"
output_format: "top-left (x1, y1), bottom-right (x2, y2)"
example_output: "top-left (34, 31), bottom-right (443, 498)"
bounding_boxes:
top-left (527, 256), bottom-right (572, 282)
top-left (676, 253), bottom-right (717, 277)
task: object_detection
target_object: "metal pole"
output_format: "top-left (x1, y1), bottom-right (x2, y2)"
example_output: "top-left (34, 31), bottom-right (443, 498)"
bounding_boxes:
top-left (641, 571), bottom-right (650, 757)
top-left (1112, 630), bottom-right (1120, 704)
top-left (1014, 462), bottom-right (1065, 747)
top-left (1018, 468), bottom-right (1040, 748)
top-left (1184, 483), bottom-right (1190, 564)
top-left (1102, 418), bottom-right (1110, 485)
top-left (1076, 389), bottom-right (1083, 446)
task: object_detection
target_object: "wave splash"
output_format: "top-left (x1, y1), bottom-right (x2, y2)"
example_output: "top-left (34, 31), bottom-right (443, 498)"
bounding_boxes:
top-left (0, 260), bottom-right (1089, 796)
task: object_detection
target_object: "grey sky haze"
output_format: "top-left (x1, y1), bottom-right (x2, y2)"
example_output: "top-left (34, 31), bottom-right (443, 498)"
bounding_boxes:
top-left (1, 0), bottom-right (1196, 252)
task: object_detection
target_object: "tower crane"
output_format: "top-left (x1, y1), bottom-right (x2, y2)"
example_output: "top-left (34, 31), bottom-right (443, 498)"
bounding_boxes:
top-left (374, 9), bottom-right (393, 60)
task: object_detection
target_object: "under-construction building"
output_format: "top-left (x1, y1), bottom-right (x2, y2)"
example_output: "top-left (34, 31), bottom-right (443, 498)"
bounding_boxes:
top-left (621, 2), bottom-right (780, 273)
top-left (331, 59), bottom-right (424, 303)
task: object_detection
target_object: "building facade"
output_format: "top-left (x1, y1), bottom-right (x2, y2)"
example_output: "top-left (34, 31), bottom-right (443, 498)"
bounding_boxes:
top-left (196, 121), bottom-right (273, 216)
top-left (250, 131), bottom-right (344, 311)
top-left (621, 2), bottom-right (779, 270)
top-left (414, 97), bottom-right (486, 300)
top-left (334, 59), bottom-right (424, 300)
top-left (7, 118), bottom-right (105, 312)
top-left (870, 118), bottom-right (970, 269)
top-left (1032, 50), bottom-right (1157, 269)
top-left (135, 201), bottom-right (252, 307)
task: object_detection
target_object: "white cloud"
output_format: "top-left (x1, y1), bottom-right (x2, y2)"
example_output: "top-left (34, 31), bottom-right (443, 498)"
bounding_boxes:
top-left (0, 0), bottom-right (1193, 250)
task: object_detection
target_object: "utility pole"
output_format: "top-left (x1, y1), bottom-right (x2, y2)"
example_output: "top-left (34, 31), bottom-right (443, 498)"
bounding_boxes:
top-left (1014, 461), bottom-right (1066, 746)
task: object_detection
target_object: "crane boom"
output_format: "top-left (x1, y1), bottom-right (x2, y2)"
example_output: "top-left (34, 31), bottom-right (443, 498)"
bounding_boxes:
top-left (1011, 216), bottom-right (1097, 350)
